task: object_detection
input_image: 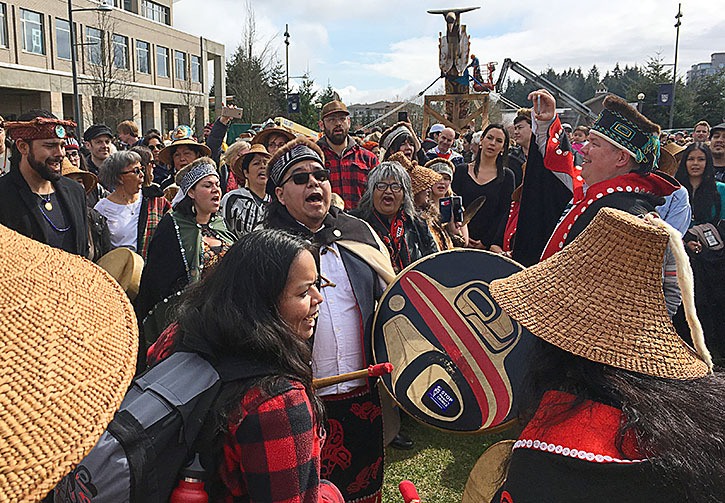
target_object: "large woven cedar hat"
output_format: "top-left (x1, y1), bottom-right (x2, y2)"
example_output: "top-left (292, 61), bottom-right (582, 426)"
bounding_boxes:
top-left (0, 225), bottom-right (138, 501)
top-left (388, 151), bottom-right (442, 195)
top-left (490, 208), bottom-right (711, 380)
top-left (157, 125), bottom-right (211, 166)
top-left (250, 126), bottom-right (296, 149)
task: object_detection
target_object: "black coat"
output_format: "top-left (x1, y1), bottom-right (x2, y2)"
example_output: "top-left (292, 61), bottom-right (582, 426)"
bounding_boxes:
top-left (0, 167), bottom-right (88, 256)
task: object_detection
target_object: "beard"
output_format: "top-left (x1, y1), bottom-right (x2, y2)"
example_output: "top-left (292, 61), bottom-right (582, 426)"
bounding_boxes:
top-left (28, 148), bottom-right (62, 182)
top-left (324, 126), bottom-right (348, 146)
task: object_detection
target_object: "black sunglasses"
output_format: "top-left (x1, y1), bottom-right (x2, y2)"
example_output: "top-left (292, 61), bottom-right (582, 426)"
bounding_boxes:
top-left (147, 144), bottom-right (162, 150)
top-left (281, 169), bottom-right (330, 186)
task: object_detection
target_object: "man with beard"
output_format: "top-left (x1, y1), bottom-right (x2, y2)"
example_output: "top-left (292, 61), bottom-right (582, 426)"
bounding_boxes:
top-left (264, 137), bottom-right (394, 503)
top-left (709, 122), bottom-right (725, 182)
top-left (0, 110), bottom-right (88, 255)
top-left (317, 100), bottom-right (378, 210)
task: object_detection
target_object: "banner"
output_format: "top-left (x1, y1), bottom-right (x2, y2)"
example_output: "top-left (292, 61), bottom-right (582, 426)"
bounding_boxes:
top-left (657, 83), bottom-right (674, 107)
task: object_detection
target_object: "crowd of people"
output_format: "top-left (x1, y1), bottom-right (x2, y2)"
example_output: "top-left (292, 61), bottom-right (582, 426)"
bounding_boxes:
top-left (0, 90), bottom-right (724, 502)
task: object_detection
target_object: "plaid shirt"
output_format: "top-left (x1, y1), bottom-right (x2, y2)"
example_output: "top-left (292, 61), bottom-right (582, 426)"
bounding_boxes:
top-left (220, 380), bottom-right (323, 503)
top-left (137, 193), bottom-right (171, 260)
top-left (317, 137), bottom-right (378, 210)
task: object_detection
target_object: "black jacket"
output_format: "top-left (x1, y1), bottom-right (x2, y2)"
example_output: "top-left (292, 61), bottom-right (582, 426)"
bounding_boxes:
top-left (0, 167), bottom-right (88, 256)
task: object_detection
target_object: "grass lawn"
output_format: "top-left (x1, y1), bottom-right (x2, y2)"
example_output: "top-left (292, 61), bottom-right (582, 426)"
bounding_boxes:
top-left (381, 414), bottom-right (517, 502)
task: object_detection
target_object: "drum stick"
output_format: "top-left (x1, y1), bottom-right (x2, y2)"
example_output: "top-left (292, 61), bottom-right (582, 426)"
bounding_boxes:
top-left (313, 363), bottom-right (393, 389)
top-left (399, 480), bottom-right (421, 503)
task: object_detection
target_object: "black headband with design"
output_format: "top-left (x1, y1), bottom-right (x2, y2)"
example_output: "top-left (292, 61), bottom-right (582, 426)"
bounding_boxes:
top-left (269, 144), bottom-right (324, 186)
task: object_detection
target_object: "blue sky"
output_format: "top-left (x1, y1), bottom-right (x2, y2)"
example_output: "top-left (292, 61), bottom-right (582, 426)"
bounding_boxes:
top-left (174, 0), bottom-right (724, 106)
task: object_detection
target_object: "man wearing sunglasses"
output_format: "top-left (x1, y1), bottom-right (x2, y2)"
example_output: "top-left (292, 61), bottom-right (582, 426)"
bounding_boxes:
top-left (264, 137), bottom-right (395, 503)
top-left (317, 100), bottom-right (378, 210)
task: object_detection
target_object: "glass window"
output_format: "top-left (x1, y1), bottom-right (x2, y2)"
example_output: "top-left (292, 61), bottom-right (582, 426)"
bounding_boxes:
top-left (55, 18), bottom-right (71, 60)
top-left (0, 3), bottom-right (8, 48)
top-left (156, 45), bottom-right (169, 78)
top-left (136, 40), bottom-right (150, 74)
top-left (174, 50), bottom-right (186, 80)
top-left (86, 27), bottom-right (102, 65)
top-left (191, 55), bottom-right (201, 83)
top-left (112, 33), bottom-right (128, 69)
top-left (113, 0), bottom-right (133, 11)
top-left (20, 9), bottom-right (44, 55)
top-left (140, 0), bottom-right (169, 25)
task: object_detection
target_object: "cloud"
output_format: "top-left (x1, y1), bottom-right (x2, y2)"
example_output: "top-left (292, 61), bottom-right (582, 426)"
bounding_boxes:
top-left (172, 0), bottom-right (725, 105)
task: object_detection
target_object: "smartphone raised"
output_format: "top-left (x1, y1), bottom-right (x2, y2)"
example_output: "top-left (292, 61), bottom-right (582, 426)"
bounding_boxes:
top-left (451, 195), bottom-right (463, 223)
top-left (221, 106), bottom-right (243, 119)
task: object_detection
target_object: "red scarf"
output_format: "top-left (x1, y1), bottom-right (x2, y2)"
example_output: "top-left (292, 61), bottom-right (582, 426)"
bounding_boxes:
top-left (541, 172), bottom-right (678, 260)
top-left (373, 210), bottom-right (410, 273)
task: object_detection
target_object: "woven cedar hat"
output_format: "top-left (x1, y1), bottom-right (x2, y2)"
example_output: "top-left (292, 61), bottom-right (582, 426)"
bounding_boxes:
top-left (251, 126), bottom-right (295, 148)
top-left (158, 125), bottom-right (211, 166)
top-left (231, 143), bottom-right (271, 182)
top-left (389, 151), bottom-right (442, 195)
top-left (489, 208), bottom-right (710, 380)
top-left (0, 225), bottom-right (137, 501)
top-left (61, 157), bottom-right (98, 194)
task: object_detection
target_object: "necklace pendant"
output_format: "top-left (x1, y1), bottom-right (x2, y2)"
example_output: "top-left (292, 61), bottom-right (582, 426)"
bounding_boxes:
top-left (44, 201), bottom-right (53, 211)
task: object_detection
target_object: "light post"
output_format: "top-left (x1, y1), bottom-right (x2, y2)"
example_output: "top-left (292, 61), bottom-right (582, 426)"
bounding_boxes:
top-left (68, 0), bottom-right (113, 139)
top-left (637, 92), bottom-right (645, 113)
top-left (284, 24), bottom-right (290, 100)
top-left (668, 3), bottom-right (682, 129)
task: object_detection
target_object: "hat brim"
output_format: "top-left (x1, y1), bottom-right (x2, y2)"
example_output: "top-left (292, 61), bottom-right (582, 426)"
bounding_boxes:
top-left (0, 225), bottom-right (138, 501)
top-left (232, 149), bottom-right (271, 181)
top-left (251, 128), bottom-right (296, 147)
top-left (97, 248), bottom-right (145, 300)
top-left (489, 208), bottom-right (710, 380)
top-left (462, 440), bottom-right (514, 503)
top-left (158, 140), bottom-right (212, 166)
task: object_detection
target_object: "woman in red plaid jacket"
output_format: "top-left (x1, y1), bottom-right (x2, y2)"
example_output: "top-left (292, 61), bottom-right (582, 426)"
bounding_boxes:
top-left (148, 229), bottom-right (343, 503)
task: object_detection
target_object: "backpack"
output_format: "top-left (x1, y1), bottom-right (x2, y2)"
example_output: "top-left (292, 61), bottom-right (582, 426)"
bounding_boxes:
top-left (53, 351), bottom-right (271, 503)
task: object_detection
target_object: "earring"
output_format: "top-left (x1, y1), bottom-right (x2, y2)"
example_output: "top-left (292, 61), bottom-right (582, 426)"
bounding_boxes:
top-left (191, 204), bottom-right (196, 215)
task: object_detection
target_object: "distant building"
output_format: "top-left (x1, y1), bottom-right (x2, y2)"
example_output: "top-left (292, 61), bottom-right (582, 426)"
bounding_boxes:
top-left (0, 0), bottom-right (226, 135)
top-left (687, 53), bottom-right (725, 85)
top-left (347, 101), bottom-right (404, 125)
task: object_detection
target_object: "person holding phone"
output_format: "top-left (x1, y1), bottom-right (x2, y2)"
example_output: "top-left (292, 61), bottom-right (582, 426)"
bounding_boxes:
top-left (426, 157), bottom-right (469, 247)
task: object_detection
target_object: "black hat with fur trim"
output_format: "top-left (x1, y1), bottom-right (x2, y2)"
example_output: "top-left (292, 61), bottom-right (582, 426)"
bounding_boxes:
top-left (590, 95), bottom-right (661, 173)
top-left (379, 121), bottom-right (421, 153)
top-left (266, 137), bottom-right (326, 194)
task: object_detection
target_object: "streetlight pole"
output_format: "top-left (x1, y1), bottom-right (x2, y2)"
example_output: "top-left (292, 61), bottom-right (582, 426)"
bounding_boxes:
top-left (668, 3), bottom-right (682, 130)
top-left (284, 24), bottom-right (290, 99)
top-left (67, 0), bottom-right (112, 139)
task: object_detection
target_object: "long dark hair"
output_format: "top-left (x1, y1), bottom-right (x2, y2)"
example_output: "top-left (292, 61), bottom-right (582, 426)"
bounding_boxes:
top-left (675, 142), bottom-right (721, 224)
top-left (473, 123), bottom-right (510, 178)
top-left (518, 338), bottom-right (725, 501)
top-left (173, 230), bottom-right (323, 495)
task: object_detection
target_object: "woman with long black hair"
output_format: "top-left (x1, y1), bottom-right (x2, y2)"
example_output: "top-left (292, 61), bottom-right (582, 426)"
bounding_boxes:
top-left (675, 142), bottom-right (725, 230)
top-left (148, 229), bottom-right (343, 502)
top-left (452, 123), bottom-right (514, 251)
top-left (489, 208), bottom-right (725, 502)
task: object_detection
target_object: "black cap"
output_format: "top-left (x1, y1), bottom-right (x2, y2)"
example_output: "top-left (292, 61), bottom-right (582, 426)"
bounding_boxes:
top-left (710, 122), bottom-right (725, 139)
top-left (83, 124), bottom-right (113, 142)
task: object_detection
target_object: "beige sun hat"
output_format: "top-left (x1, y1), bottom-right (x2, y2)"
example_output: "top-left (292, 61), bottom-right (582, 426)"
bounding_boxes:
top-left (0, 225), bottom-right (138, 501)
top-left (250, 126), bottom-right (296, 149)
top-left (462, 440), bottom-right (515, 503)
top-left (97, 247), bottom-right (144, 301)
top-left (490, 208), bottom-right (711, 380)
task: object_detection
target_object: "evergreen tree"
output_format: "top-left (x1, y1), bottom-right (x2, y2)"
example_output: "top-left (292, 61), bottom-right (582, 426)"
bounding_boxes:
top-left (297, 73), bottom-right (320, 130)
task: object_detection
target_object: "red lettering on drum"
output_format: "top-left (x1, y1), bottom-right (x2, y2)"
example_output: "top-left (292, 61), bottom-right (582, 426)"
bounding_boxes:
top-left (400, 270), bottom-right (511, 426)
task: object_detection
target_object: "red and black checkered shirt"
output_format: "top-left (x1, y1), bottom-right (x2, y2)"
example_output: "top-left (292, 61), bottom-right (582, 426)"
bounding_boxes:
top-left (317, 137), bottom-right (378, 210)
top-left (219, 380), bottom-right (323, 503)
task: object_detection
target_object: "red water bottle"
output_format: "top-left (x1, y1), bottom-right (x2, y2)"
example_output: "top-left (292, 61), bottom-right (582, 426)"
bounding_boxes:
top-left (170, 454), bottom-right (208, 503)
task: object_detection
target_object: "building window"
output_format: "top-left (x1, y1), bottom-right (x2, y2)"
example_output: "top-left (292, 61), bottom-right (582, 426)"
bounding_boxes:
top-left (191, 55), bottom-right (201, 83)
top-left (20, 9), bottom-right (44, 55)
top-left (113, 0), bottom-right (133, 11)
top-left (156, 45), bottom-right (169, 78)
top-left (112, 33), bottom-right (128, 69)
top-left (141, 0), bottom-right (169, 25)
top-left (55, 18), bottom-right (72, 60)
top-left (86, 27), bottom-right (102, 65)
top-left (0, 3), bottom-right (8, 48)
top-left (136, 40), bottom-right (150, 74)
top-left (174, 50), bottom-right (186, 80)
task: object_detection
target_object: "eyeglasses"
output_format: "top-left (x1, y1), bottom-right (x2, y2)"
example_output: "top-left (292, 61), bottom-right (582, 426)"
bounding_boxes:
top-left (281, 169), bottom-right (330, 186)
top-left (147, 144), bottom-right (161, 150)
top-left (121, 167), bottom-right (144, 176)
top-left (374, 182), bottom-right (403, 193)
top-left (66, 150), bottom-right (80, 157)
top-left (323, 115), bottom-right (348, 124)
